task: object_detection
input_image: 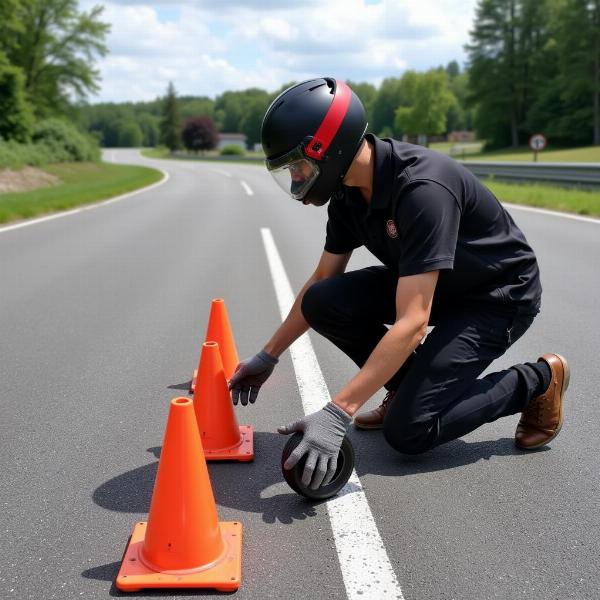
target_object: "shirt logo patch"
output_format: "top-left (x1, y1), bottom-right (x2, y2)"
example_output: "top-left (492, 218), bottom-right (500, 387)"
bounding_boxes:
top-left (386, 219), bottom-right (398, 239)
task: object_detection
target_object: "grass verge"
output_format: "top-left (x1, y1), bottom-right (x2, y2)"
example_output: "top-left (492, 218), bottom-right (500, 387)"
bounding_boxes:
top-left (0, 162), bottom-right (163, 225)
top-left (141, 147), bottom-right (170, 159)
top-left (484, 178), bottom-right (600, 217)
top-left (451, 144), bottom-right (600, 163)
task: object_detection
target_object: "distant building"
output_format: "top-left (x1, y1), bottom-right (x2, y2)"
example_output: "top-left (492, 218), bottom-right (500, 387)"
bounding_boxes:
top-left (402, 134), bottom-right (447, 145)
top-left (217, 133), bottom-right (247, 150)
top-left (448, 131), bottom-right (475, 143)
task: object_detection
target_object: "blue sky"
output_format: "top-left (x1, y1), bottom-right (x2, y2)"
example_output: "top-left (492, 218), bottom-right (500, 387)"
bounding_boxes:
top-left (81, 0), bottom-right (479, 103)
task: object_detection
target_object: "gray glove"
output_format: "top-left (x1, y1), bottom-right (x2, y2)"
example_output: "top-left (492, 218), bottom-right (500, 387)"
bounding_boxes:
top-left (228, 350), bottom-right (278, 406)
top-left (278, 403), bottom-right (352, 490)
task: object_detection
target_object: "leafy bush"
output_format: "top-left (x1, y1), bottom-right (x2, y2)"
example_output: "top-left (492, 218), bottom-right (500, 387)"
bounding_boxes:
top-left (0, 118), bottom-right (101, 168)
top-left (32, 118), bottom-right (100, 162)
top-left (220, 144), bottom-right (245, 156)
top-left (0, 139), bottom-right (55, 169)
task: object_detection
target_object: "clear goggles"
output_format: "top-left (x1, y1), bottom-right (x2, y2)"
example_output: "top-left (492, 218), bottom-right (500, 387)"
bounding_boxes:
top-left (265, 145), bottom-right (320, 201)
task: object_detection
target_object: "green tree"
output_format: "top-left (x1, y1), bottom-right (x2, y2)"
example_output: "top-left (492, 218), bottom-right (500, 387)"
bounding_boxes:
top-left (394, 70), bottom-right (457, 145)
top-left (91, 111), bottom-right (123, 147)
top-left (138, 113), bottom-right (160, 147)
top-left (446, 71), bottom-right (473, 131)
top-left (446, 60), bottom-right (461, 79)
top-left (0, 64), bottom-right (34, 141)
top-left (465, 0), bottom-right (556, 148)
top-left (370, 77), bottom-right (403, 136)
top-left (180, 97), bottom-right (215, 121)
top-left (76, 102), bottom-right (161, 147)
top-left (7, 0), bottom-right (109, 117)
top-left (239, 91), bottom-right (270, 149)
top-left (214, 90), bottom-right (245, 132)
top-left (0, 0), bottom-right (23, 64)
top-left (553, 0), bottom-right (600, 145)
top-left (118, 122), bottom-right (143, 147)
top-left (214, 88), bottom-right (269, 134)
top-left (160, 81), bottom-right (181, 152)
top-left (346, 80), bottom-right (377, 129)
top-left (440, 61), bottom-right (474, 132)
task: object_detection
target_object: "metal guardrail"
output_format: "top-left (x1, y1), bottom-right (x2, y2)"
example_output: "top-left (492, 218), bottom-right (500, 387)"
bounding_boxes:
top-left (458, 161), bottom-right (600, 189)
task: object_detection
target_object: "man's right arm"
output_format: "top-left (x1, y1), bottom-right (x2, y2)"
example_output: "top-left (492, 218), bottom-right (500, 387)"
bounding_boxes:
top-left (229, 250), bottom-right (352, 406)
top-left (263, 250), bottom-right (353, 357)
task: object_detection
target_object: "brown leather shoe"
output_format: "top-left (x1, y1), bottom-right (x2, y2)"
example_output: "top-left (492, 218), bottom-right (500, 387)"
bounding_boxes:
top-left (353, 390), bottom-right (395, 430)
top-left (515, 353), bottom-right (570, 450)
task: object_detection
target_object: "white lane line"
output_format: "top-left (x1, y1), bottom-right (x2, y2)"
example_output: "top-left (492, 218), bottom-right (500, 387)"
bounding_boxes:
top-left (260, 227), bottom-right (404, 600)
top-left (503, 201), bottom-right (600, 224)
top-left (240, 180), bottom-right (254, 196)
top-left (0, 170), bottom-right (169, 234)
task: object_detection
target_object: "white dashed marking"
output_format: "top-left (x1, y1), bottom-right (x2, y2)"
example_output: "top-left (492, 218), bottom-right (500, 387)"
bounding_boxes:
top-left (240, 180), bottom-right (254, 196)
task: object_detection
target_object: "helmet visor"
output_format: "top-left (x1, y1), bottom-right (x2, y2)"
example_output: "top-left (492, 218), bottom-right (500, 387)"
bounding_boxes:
top-left (266, 146), bottom-right (320, 200)
top-left (270, 158), bottom-right (320, 200)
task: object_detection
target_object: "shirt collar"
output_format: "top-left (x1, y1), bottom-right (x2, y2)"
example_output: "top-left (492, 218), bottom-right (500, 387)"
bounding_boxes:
top-left (341, 133), bottom-right (393, 212)
top-left (366, 133), bottom-right (393, 212)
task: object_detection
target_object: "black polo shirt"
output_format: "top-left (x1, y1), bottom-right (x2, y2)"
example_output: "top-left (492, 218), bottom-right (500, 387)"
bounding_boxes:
top-left (325, 134), bottom-right (542, 310)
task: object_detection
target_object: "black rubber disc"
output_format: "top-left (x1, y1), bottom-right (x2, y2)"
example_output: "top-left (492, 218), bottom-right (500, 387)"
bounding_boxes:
top-left (281, 432), bottom-right (355, 500)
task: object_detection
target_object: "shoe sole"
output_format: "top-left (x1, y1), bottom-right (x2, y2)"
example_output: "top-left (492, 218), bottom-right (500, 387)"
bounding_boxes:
top-left (516, 353), bottom-right (570, 450)
top-left (353, 421), bottom-right (384, 431)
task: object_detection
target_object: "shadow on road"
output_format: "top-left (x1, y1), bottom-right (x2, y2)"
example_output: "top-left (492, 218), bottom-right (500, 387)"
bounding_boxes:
top-left (166, 379), bottom-right (192, 391)
top-left (87, 430), bottom-right (542, 594)
top-left (350, 431), bottom-right (549, 477)
top-left (92, 432), bottom-right (318, 525)
top-left (81, 560), bottom-right (227, 597)
top-left (92, 431), bottom-right (540, 522)
top-left (87, 431), bottom-right (315, 595)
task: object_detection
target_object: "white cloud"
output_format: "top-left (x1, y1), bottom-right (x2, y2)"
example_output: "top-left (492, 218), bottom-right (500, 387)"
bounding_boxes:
top-left (83, 0), bottom-right (477, 102)
top-left (259, 17), bottom-right (296, 42)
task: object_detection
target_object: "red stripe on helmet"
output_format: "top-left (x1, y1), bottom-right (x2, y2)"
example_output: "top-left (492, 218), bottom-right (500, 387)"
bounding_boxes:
top-left (304, 80), bottom-right (352, 160)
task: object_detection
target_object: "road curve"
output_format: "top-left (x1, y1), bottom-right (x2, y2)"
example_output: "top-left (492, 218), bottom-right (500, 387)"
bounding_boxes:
top-left (0, 149), bottom-right (598, 600)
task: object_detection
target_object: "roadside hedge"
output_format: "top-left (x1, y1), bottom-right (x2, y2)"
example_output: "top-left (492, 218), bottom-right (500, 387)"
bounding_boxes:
top-left (0, 118), bottom-right (100, 169)
top-left (220, 144), bottom-right (245, 156)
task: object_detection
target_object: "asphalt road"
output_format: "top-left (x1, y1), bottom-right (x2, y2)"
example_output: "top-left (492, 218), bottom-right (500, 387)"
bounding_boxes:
top-left (1, 149), bottom-right (599, 600)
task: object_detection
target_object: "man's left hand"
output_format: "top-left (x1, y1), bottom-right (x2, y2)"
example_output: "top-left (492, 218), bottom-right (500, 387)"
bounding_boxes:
top-left (278, 403), bottom-right (352, 490)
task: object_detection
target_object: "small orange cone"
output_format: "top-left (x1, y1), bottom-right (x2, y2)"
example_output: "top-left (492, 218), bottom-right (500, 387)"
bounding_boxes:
top-left (193, 341), bottom-right (253, 462)
top-left (116, 397), bottom-right (242, 593)
top-left (190, 298), bottom-right (239, 393)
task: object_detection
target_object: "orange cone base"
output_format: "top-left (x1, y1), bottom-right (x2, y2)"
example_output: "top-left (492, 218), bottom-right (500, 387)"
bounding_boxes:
top-left (190, 368), bottom-right (198, 394)
top-left (204, 425), bottom-right (254, 462)
top-left (116, 521), bottom-right (242, 593)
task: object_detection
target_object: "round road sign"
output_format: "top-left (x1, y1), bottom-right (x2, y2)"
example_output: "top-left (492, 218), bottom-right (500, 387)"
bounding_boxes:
top-left (529, 133), bottom-right (547, 152)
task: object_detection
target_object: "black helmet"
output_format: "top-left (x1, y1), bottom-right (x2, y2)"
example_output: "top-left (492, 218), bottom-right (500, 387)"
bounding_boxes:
top-left (261, 78), bottom-right (367, 206)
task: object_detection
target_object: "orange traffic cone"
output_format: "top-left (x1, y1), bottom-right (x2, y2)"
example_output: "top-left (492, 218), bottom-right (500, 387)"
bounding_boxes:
top-left (190, 298), bottom-right (239, 394)
top-left (116, 397), bottom-right (242, 592)
top-left (193, 341), bottom-right (253, 461)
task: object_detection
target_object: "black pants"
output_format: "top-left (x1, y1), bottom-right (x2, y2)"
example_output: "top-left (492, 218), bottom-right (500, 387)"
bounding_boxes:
top-left (301, 266), bottom-right (544, 454)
